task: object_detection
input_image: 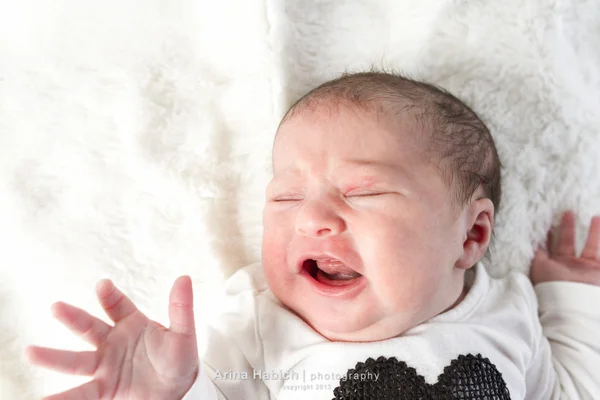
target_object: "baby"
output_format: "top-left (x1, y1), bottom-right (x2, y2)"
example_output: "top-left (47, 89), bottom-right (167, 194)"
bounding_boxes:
top-left (27, 72), bottom-right (600, 400)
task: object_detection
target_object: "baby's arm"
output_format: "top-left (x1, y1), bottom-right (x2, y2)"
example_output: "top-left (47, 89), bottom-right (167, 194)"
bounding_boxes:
top-left (526, 211), bottom-right (600, 399)
top-left (180, 325), bottom-right (271, 400)
top-left (190, 291), bottom-right (272, 400)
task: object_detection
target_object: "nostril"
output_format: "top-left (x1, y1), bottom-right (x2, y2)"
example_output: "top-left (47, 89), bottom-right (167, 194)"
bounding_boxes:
top-left (295, 208), bottom-right (346, 237)
top-left (316, 228), bottom-right (332, 236)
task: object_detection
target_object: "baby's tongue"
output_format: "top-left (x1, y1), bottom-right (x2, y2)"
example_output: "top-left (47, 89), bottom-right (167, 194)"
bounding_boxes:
top-left (315, 259), bottom-right (361, 286)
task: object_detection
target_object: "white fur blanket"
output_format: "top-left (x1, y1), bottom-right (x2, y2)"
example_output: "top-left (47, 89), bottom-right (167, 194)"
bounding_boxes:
top-left (1, 0), bottom-right (599, 398)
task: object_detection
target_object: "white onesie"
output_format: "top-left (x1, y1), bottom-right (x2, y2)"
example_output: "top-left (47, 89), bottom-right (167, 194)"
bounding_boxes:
top-left (183, 262), bottom-right (600, 399)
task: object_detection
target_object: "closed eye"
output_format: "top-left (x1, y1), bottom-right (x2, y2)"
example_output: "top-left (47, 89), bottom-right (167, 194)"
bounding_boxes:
top-left (272, 197), bottom-right (303, 202)
top-left (346, 192), bottom-right (388, 197)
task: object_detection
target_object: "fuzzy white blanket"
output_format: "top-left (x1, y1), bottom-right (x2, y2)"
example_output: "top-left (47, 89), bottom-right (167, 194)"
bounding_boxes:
top-left (1, 0), bottom-right (599, 398)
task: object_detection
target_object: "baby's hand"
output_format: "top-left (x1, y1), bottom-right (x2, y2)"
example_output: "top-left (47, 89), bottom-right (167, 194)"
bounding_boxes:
top-left (25, 276), bottom-right (199, 400)
top-left (531, 211), bottom-right (600, 286)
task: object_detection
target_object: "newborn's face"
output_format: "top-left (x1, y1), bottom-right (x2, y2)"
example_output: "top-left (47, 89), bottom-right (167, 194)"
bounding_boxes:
top-left (262, 105), bottom-right (468, 342)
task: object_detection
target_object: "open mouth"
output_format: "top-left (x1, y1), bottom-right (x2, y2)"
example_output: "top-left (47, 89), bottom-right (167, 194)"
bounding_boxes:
top-left (302, 258), bottom-right (363, 287)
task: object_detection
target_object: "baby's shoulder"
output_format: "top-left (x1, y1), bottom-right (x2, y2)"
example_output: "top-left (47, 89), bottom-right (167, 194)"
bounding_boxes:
top-left (203, 263), bottom-right (276, 341)
top-left (462, 267), bottom-right (541, 350)
top-left (484, 267), bottom-right (539, 317)
top-left (223, 262), bottom-right (269, 295)
top-left (214, 262), bottom-right (282, 321)
top-left (490, 267), bottom-right (535, 293)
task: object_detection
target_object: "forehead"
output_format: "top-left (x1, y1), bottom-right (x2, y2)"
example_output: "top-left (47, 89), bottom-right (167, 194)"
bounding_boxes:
top-left (272, 104), bottom-right (427, 173)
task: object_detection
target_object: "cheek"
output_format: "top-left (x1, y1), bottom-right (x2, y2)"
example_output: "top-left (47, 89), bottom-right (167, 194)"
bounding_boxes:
top-left (262, 210), bottom-right (298, 302)
top-left (262, 209), bottom-right (293, 266)
top-left (359, 213), bottom-right (429, 256)
top-left (357, 211), bottom-right (448, 280)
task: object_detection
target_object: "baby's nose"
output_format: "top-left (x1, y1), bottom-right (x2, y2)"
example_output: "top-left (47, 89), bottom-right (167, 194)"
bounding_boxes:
top-left (295, 200), bottom-right (346, 237)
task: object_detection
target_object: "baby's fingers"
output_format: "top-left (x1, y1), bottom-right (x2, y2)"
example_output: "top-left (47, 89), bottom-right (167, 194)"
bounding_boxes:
top-left (42, 379), bottom-right (100, 400)
top-left (96, 279), bottom-right (139, 323)
top-left (581, 216), bottom-right (600, 261)
top-left (25, 346), bottom-right (98, 376)
top-left (555, 211), bottom-right (576, 257)
top-left (51, 302), bottom-right (111, 347)
top-left (168, 275), bottom-right (196, 337)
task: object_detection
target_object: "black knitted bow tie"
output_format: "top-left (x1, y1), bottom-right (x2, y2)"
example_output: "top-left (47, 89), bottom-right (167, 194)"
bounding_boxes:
top-left (332, 353), bottom-right (511, 400)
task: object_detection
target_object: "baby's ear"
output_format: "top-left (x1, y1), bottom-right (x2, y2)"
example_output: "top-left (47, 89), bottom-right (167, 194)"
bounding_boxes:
top-left (455, 198), bottom-right (494, 269)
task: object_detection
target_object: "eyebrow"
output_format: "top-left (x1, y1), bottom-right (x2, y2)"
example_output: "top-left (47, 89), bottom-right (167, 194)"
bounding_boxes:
top-left (343, 158), bottom-right (392, 168)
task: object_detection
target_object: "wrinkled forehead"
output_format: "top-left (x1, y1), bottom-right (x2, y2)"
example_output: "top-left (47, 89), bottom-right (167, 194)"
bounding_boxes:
top-left (272, 100), bottom-right (431, 168)
top-left (270, 113), bottom-right (439, 191)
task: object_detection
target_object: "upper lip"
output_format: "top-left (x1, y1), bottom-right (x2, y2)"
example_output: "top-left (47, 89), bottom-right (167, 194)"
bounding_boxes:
top-left (294, 248), bottom-right (362, 275)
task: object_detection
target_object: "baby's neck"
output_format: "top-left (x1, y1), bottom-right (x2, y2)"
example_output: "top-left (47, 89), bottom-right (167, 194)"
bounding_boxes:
top-left (445, 267), bottom-right (475, 313)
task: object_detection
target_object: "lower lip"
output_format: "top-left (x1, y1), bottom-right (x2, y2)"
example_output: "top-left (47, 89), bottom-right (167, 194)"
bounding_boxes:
top-left (299, 268), bottom-right (366, 298)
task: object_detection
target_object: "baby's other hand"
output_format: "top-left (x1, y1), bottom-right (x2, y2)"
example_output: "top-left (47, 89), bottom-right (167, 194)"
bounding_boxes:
top-left (25, 276), bottom-right (199, 400)
top-left (531, 211), bottom-right (600, 286)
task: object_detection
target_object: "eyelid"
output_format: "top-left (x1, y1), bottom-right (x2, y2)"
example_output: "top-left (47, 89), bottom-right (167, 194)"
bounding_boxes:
top-left (345, 191), bottom-right (387, 197)
top-left (270, 193), bottom-right (304, 202)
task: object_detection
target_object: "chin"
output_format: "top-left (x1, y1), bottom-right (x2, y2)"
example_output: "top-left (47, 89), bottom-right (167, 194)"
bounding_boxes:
top-left (314, 325), bottom-right (398, 343)
top-left (298, 311), bottom-right (388, 342)
top-left (304, 308), bottom-right (421, 342)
